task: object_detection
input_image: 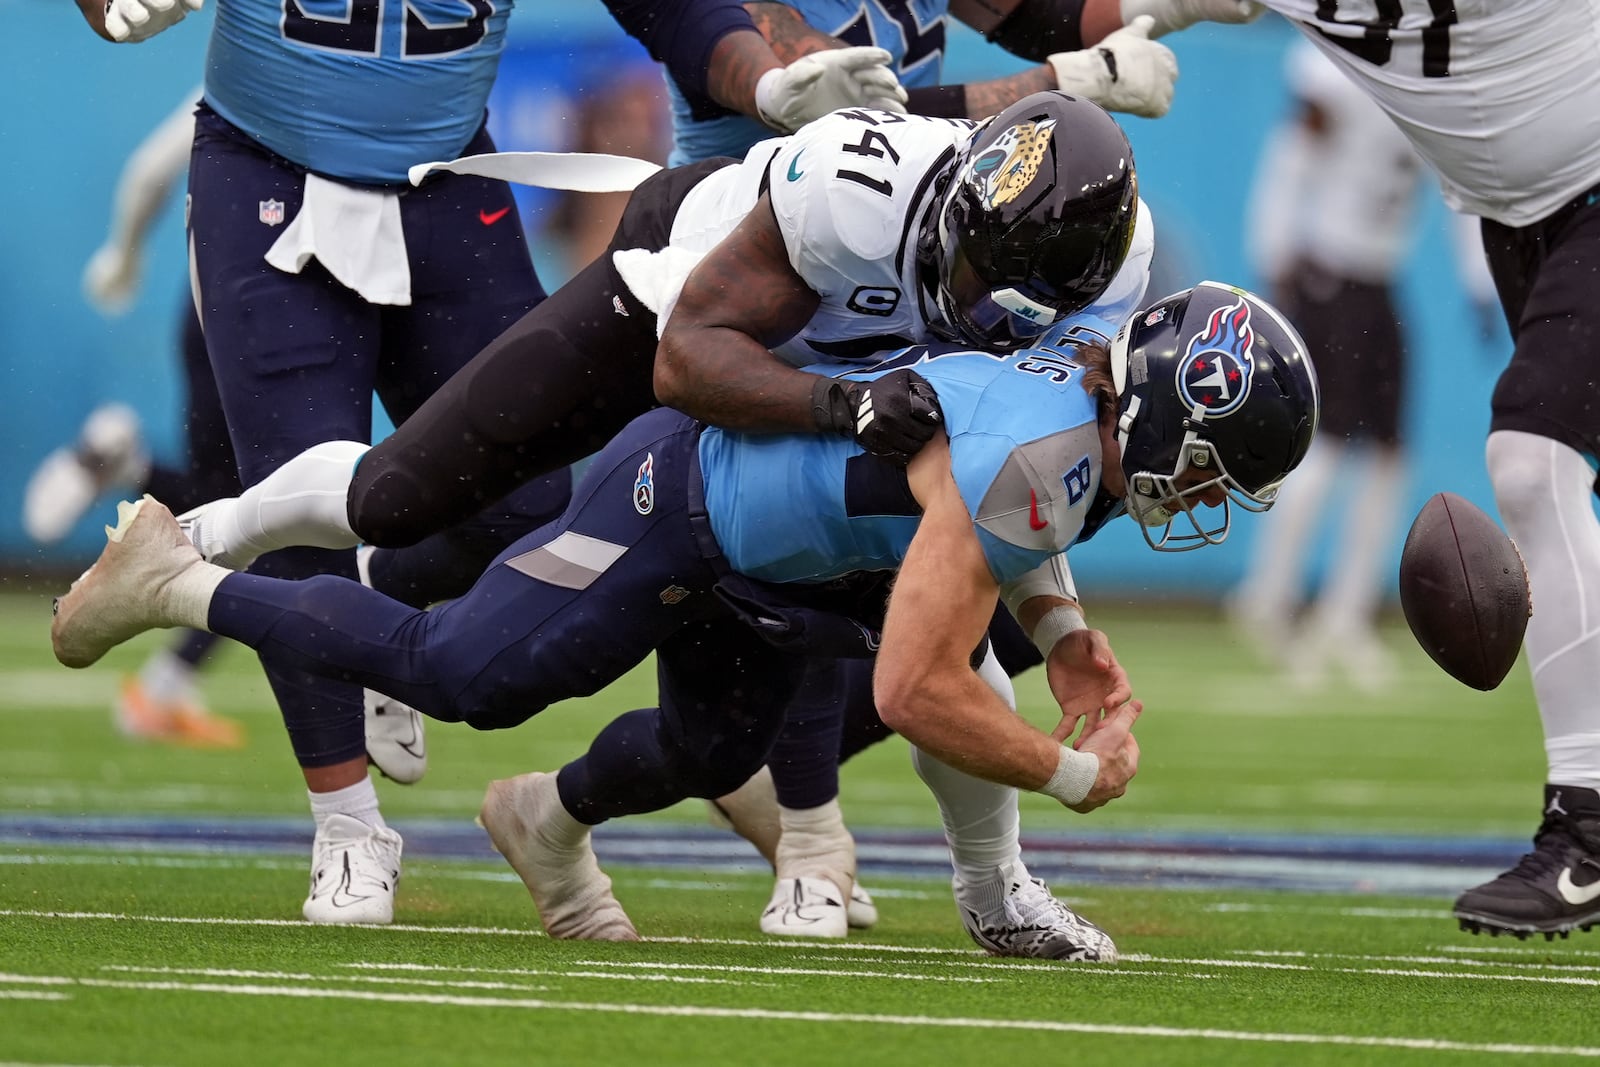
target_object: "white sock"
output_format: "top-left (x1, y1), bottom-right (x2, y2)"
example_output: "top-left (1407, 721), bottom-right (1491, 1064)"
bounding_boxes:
top-left (199, 441), bottom-right (369, 568)
top-left (157, 559), bottom-right (229, 632)
top-left (912, 645), bottom-right (1022, 887)
top-left (774, 798), bottom-right (853, 886)
top-left (308, 777), bottom-right (386, 832)
top-left (1307, 445), bottom-right (1405, 636)
top-left (138, 648), bottom-right (199, 705)
top-left (1487, 430), bottom-right (1600, 790)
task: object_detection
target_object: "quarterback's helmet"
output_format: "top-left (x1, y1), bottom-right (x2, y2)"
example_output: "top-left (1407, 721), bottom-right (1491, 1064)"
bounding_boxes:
top-left (924, 91), bottom-right (1139, 352)
top-left (1110, 282), bottom-right (1319, 551)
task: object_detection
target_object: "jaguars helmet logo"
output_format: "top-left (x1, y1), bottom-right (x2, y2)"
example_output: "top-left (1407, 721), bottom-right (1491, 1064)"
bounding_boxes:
top-left (966, 119), bottom-right (1058, 210)
top-left (1177, 295), bottom-right (1256, 419)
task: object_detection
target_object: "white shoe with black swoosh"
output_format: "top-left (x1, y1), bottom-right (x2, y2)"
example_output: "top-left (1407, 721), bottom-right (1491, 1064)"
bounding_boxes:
top-left (364, 690), bottom-right (427, 785)
top-left (1455, 783), bottom-right (1600, 940)
top-left (760, 876), bottom-right (849, 939)
top-left (302, 813), bottom-right (403, 925)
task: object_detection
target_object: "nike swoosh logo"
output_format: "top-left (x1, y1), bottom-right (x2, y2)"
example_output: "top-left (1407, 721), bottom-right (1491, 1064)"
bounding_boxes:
top-left (1557, 867), bottom-right (1600, 906)
top-left (479, 206), bottom-right (511, 226)
top-left (1029, 489), bottom-right (1048, 531)
top-left (787, 153), bottom-right (805, 182)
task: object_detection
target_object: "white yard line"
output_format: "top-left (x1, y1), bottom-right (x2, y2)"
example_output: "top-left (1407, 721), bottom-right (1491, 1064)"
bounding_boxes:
top-left (101, 965), bottom-right (747, 989)
top-left (0, 972), bottom-right (1593, 1057)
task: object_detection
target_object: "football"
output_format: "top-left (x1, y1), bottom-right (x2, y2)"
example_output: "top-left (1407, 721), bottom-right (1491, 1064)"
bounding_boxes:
top-left (1398, 492), bottom-right (1531, 691)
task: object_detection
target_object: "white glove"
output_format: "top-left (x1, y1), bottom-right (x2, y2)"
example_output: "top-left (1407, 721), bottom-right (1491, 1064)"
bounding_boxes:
top-left (754, 47), bottom-right (908, 133)
top-left (1049, 16), bottom-right (1178, 119)
top-left (104, 0), bottom-right (204, 43)
top-left (1118, 0), bottom-right (1264, 38)
top-left (83, 243), bottom-right (142, 317)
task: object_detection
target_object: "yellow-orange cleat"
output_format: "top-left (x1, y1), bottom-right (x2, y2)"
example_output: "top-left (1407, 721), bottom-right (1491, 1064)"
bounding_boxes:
top-left (114, 676), bottom-right (245, 750)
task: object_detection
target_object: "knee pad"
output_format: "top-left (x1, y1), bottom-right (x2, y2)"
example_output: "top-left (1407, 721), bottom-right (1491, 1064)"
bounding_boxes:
top-left (347, 453), bottom-right (440, 549)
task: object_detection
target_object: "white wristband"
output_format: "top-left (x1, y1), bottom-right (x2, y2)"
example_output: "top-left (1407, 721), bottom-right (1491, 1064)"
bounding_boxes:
top-left (1031, 603), bottom-right (1087, 657)
top-left (1039, 745), bottom-right (1099, 807)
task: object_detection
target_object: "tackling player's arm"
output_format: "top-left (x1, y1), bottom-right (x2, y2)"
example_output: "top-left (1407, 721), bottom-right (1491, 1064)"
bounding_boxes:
top-left (656, 195), bottom-right (944, 460)
top-left (655, 194), bottom-right (825, 433)
top-left (874, 432), bottom-right (1141, 812)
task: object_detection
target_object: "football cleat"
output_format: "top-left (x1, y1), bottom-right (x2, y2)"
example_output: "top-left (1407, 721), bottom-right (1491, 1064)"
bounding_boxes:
top-left (848, 881), bottom-right (879, 930)
top-left (1454, 785), bottom-right (1600, 940)
top-left (364, 690), bottom-right (427, 785)
top-left (175, 499), bottom-right (260, 572)
top-left (478, 771), bottom-right (639, 941)
top-left (760, 876), bottom-right (849, 939)
top-left (24, 403), bottom-right (150, 544)
top-left (710, 770), bottom-right (881, 930)
top-left (956, 860), bottom-right (1117, 962)
top-left (302, 813), bottom-right (403, 925)
top-left (115, 674), bottom-right (244, 749)
top-left (51, 497), bottom-right (215, 670)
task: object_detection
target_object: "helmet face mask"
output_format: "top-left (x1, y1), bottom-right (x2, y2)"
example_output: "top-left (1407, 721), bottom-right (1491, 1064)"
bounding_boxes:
top-left (925, 92), bottom-right (1139, 353)
top-left (1111, 283), bottom-right (1320, 553)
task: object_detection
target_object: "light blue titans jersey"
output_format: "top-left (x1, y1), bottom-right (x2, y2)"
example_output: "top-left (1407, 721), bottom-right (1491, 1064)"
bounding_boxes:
top-left (667, 0), bottom-right (948, 166)
top-left (701, 315), bottom-right (1119, 587)
top-left (206, 0), bottom-right (513, 184)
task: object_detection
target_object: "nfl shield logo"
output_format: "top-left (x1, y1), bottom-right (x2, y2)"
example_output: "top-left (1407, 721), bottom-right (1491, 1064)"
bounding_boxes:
top-left (259, 199), bottom-right (286, 227)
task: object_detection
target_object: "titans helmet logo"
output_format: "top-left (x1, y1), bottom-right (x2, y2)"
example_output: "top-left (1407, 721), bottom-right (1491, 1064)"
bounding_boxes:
top-left (1176, 296), bottom-right (1256, 418)
top-left (966, 119), bottom-right (1058, 210)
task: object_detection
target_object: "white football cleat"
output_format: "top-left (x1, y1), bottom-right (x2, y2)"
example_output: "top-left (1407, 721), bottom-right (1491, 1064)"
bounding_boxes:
top-left (51, 496), bottom-right (219, 669)
top-left (364, 689), bottom-right (427, 785)
top-left (760, 876), bottom-right (849, 939)
top-left (478, 772), bottom-right (638, 941)
top-left (302, 813), bottom-right (403, 925)
top-left (24, 403), bottom-right (149, 544)
top-left (955, 860), bottom-right (1117, 962)
top-left (847, 881), bottom-right (879, 929)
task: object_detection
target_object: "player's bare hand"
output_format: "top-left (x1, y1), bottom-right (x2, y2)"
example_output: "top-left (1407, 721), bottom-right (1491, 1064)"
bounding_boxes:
top-left (1067, 698), bottom-right (1142, 813)
top-left (1046, 628), bottom-right (1132, 743)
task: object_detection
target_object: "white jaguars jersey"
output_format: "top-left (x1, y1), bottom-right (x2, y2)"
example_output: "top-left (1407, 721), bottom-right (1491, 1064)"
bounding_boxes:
top-left (1264, 0), bottom-right (1600, 226)
top-left (666, 107), bottom-right (1152, 365)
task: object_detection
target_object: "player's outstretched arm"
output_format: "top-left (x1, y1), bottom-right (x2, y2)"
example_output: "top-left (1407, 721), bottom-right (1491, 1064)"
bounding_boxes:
top-left (875, 438), bottom-right (1142, 812)
top-left (656, 194), bottom-right (942, 462)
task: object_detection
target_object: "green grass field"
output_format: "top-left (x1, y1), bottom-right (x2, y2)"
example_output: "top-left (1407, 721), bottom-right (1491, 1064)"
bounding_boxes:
top-left (2, 587), bottom-right (1595, 1066)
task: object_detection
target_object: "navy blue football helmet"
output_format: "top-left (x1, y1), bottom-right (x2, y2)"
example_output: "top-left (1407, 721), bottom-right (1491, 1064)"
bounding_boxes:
top-left (923, 92), bottom-right (1139, 353)
top-left (1110, 282), bottom-right (1320, 551)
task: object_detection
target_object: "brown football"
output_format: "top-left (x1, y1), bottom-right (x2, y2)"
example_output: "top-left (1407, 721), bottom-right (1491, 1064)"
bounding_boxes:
top-left (1398, 492), bottom-right (1531, 691)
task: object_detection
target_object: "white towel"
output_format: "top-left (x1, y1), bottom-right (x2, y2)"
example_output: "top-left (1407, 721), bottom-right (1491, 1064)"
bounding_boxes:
top-left (408, 150), bottom-right (661, 192)
top-left (611, 246), bottom-right (709, 336)
top-left (264, 173), bottom-right (411, 306)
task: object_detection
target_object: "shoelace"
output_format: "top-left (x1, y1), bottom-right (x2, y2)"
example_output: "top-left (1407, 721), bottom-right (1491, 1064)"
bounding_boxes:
top-left (1501, 814), bottom-right (1587, 883)
top-left (1002, 877), bottom-right (1069, 927)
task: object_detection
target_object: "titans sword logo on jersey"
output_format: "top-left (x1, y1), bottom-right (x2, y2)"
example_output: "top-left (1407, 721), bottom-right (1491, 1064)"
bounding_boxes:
top-left (1177, 295), bottom-right (1256, 417)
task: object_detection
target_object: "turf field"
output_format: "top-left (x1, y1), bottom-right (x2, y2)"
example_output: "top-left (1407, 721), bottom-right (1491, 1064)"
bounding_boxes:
top-left (1, 587), bottom-right (1595, 1065)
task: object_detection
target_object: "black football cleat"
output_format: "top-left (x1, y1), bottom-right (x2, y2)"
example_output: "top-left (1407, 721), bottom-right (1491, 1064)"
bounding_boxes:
top-left (1454, 785), bottom-right (1600, 940)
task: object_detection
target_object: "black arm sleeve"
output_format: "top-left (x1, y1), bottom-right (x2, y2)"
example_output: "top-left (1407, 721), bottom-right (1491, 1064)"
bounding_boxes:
top-left (984, 0), bottom-right (1090, 61)
top-left (905, 84), bottom-right (969, 119)
top-left (600, 0), bottom-right (757, 101)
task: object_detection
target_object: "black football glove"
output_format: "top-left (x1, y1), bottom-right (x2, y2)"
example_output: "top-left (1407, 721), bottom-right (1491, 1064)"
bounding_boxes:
top-left (811, 368), bottom-right (944, 465)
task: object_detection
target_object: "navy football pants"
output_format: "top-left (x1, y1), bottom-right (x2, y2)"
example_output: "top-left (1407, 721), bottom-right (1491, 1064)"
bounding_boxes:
top-left (188, 105), bottom-right (569, 768)
top-left (209, 410), bottom-right (804, 823)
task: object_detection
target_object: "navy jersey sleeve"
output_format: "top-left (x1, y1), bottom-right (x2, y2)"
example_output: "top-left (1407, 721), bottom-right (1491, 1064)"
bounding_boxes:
top-left (601, 0), bottom-right (756, 113)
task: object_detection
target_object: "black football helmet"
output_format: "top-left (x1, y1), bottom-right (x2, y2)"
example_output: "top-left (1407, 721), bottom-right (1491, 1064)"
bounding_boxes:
top-left (923, 91), bottom-right (1139, 353)
top-left (1110, 282), bottom-right (1320, 551)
